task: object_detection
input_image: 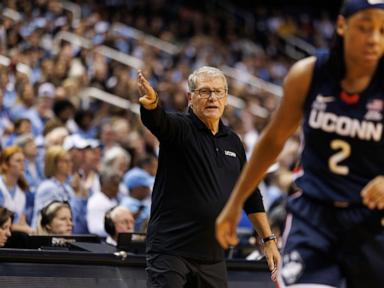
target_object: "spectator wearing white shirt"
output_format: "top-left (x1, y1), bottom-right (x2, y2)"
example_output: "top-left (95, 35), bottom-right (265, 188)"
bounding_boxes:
top-left (86, 167), bottom-right (122, 237)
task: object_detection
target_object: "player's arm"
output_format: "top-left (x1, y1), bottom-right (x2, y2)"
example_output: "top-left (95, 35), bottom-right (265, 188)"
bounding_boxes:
top-left (216, 56), bottom-right (316, 249)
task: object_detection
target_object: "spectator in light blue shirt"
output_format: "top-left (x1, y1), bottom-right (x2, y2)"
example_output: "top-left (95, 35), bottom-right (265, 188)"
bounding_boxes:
top-left (13, 134), bottom-right (44, 225)
top-left (25, 82), bottom-right (55, 137)
top-left (121, 167), bottom-right (153, 232)
top-left (33, 146), bottom-right (88, 233)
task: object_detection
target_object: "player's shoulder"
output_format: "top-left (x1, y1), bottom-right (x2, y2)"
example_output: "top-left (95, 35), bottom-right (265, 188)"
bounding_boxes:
top-left (288, 56), bottom-right (316, 78)
top-left (283, 56), bottom-right (317, 96)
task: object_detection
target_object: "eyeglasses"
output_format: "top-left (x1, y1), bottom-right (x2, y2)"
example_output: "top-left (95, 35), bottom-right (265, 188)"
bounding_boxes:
top-left (193, 88), bottom-right (227, 99)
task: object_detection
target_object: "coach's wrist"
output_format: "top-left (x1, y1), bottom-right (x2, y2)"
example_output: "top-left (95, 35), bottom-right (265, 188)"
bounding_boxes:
top-left (261, 234), bottom-right (277, 245)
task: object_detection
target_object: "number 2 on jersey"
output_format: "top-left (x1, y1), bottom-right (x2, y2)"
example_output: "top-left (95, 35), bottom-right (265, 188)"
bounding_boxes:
top-left (328, 139), bottom-right (351, 175)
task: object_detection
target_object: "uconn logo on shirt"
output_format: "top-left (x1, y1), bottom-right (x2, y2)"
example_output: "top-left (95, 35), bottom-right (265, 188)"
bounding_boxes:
top-left (308, 95), bottom-right (383, 142)
top-left (309, 110), bottom-right (383, 142)
top-left (224, 150), bottom-right (236, 158)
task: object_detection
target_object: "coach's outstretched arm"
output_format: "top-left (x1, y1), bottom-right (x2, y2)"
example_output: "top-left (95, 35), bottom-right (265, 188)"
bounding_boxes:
top-left (138, 70), bottom-right (186, 144)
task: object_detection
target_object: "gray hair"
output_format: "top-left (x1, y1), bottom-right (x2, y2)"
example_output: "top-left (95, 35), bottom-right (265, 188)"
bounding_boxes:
top-left (110, 206), bottom-right (132, 222)
top-left (99, 166), bottom-right (122, 186)
top-left (102, 146), bottom-right (131, 167)
top-left (187, 66), bottom-right (227, 92)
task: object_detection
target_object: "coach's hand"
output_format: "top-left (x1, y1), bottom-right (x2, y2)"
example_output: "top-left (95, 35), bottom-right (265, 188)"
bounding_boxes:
top-left (361, 176), bottom-right (384, 210)
top-left (261, 239), bottom-right (280, 282)
top-left (137, 70), bottom-right (159, 110)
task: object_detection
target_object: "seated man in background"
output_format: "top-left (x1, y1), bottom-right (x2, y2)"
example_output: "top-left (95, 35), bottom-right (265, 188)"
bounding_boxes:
top-left (104, 206), bottom-right (135, 246)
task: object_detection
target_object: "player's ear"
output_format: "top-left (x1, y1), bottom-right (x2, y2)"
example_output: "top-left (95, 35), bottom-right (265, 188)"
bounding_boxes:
top-left (336, 15), bottom-right (346, 37)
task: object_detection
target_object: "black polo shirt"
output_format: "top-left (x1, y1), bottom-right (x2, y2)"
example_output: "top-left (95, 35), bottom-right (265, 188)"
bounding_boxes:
top-left (141, 105), bottom-right (264, 262)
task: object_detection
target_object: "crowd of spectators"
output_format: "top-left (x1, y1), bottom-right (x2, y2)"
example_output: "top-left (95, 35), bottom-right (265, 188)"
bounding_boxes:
top-left (0, 0), bottom-right (336, 250)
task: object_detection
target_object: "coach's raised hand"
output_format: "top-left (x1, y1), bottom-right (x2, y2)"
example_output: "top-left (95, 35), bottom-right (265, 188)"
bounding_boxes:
top-left (137, 70), bottom-right (159, 110)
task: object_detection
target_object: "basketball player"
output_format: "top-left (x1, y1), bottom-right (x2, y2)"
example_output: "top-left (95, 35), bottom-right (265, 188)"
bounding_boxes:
top-left (216, 0), bottom-right (384, 287)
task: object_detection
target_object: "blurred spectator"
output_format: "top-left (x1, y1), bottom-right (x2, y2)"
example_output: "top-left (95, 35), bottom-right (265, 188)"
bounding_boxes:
top-left (111, 117), bottom-right (131, 149)
top-left (121, 167), bottom-right (153, 232)
top-left (43, 126), bottom-right (68, 147)
top-left (99, 120), bottom-right (119, 153)
top-left (0, 146), bottom-right (32, 233)
top-left (81, 140), bottom-right (101, 195)
top-left (104, 205), bottom-right (134, 246)
top-left (125, 130), bottom-right (147, 163)
top-left (14, 134), bottom-right (43, 192)
top-left (4, 118), bottom-right (32, 146)
top-left (14, 134), bottom-right (44, 224)
top-left (9, 83), bottom-right (36, 121)
top-left (33, 146), bottom-right (87, 233)
top-left (36, 200), bottom-right (73, 235)
top-left (103, 146), bottom-right (131, 173)
top-left (25, 82), bottom-right (55, 137)
top-left (0, 88), bottom-right (14, 147)
top-left (134, 154), bottom-right (158, 177)
top-left (102, 146), bottom-right (131, 195)
top-left (0, 207), bottom-right (13, 247)
top-left (86, 167), bottom-right (122, 237)
top-left (45, 99), bottom-right (75, 132)
top-left (63, 134), bottom-right (89, 173)
top-left (73, 109), bottom-right (97, 139)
